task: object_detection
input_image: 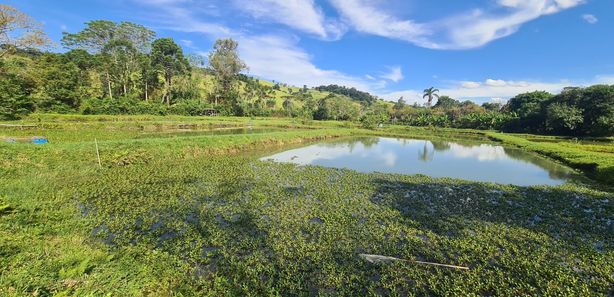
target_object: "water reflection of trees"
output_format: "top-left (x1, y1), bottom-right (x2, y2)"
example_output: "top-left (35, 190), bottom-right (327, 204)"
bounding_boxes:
top-left (418, 141), bottom-right (434, 162)
top-left (417, 140), bottom-right (452, 162)
top-left (358, 137), bottom-right (380, 148)
top-left (503, 148), bottom-right (573, 180)
top-left (320, 137), bottom-right (380, 153)
top-left (431, 140), bottom-right (451, 152)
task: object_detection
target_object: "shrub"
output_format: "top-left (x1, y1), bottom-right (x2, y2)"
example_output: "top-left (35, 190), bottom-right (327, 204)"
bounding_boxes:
top-left (81, 97), bottom-right (168, 115)
top-left (168, 100), bottom-right (212, 116)
top-left (0, 62), bottom-right (36, 120)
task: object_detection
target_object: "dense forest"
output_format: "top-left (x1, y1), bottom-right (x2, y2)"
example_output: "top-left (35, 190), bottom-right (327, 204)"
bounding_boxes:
top-left (315, 85), bottom-right (378, 105)
top-left (0, 5), bottom-right (612, 136)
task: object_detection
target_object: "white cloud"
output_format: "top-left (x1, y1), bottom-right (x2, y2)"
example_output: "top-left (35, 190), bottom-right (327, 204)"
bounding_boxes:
top-left (381, 66), bottom-right (404, 83)
top-left (461, 81), bottom-right (481, 89)
top-left (180, 39), bottom-right (194, 48)
top-left (233, 0), bottom-right (345, 39)
top-left (238, 34), bottom-right (375, 90)
top-left (485, 79), bottom-right (508, 87)
top-left (329, 0), bottom-right (585, 49)
top-left (582, 14), bottom-right (598, 24)
top-left (328, 0), bottom-right (435, 48)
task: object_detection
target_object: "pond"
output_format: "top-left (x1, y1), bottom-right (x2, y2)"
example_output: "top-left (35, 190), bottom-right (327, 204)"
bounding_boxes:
top-left (261, 137), bottom-right (576, 186)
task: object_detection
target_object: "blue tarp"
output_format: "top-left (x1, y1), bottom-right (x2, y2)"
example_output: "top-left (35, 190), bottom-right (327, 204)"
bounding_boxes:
top-left (31, 138), bottom-right (49, 144)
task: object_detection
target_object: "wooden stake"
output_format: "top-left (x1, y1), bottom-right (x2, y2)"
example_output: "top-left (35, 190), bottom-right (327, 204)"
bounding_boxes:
top-left (95, 138), bottom-right (102, 168)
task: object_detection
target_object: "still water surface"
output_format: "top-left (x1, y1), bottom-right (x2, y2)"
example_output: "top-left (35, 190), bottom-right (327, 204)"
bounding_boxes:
top-left (262, 137), bottom-right (575, 186)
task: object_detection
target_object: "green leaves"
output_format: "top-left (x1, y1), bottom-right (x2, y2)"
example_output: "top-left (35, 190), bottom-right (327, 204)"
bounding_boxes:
top-left (58, 258), bottom-right (94, 279)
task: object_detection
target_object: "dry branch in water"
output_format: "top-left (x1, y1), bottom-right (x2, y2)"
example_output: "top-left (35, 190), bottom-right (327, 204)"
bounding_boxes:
top-left (359, 254), bottom-right (470, 270)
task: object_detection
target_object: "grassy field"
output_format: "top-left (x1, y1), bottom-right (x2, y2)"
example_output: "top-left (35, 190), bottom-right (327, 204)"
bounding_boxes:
top-left (1, 115), bottom-right (613, 296)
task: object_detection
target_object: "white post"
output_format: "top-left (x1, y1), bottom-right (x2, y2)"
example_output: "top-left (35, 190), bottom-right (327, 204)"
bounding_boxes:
top-left (95, 138), bottom-right (102, 168)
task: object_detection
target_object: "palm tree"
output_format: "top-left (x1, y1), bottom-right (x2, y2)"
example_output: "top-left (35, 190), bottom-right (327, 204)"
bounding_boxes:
top-left (423, 87), bottom-right (440, 107)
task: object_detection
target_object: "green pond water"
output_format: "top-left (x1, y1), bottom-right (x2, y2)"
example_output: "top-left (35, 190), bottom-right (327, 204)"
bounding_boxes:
top-left (262, 137), bottom-right (577, 186)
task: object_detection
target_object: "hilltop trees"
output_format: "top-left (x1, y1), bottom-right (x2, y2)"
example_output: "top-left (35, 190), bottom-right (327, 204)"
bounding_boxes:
top-left (315, 85), bottom-right (377, 105)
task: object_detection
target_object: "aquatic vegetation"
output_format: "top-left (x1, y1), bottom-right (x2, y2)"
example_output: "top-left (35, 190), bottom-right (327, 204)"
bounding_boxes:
top-left (1, 115), bottom-right (613, 296)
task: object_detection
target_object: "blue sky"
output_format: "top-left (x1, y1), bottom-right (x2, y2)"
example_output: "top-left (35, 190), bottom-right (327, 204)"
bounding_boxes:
top-left (8, 0), bottom-right (614, 103)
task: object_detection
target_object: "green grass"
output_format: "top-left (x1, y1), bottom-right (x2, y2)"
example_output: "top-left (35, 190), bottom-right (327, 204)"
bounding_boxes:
top-left (486, 132), bottom-right (614, 185)
top-left (1, 115), bottom-right (613, 296)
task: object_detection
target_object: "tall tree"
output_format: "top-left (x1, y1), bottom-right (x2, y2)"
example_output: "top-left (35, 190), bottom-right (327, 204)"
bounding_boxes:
top-left (282, 97), bottom-right (294, 117)
top-left (208, 38), bottom-right (247, 106)
top-left (433, 96), bottom-right (459, 110)
top-left (102, 39), bottom-right (140, 97)
top-left (393, 97), bottom-right (406, 111)
top-left (62, 21), bottom-right (155, 99)
top-left (140, 54), bottom-right (154, 102)
top-left (62, 21), bottom-right (155, 54)
top-left (0, 4), bottom-right (51, 57)
top-left (423, 87), bottom-right (440, 107)
top-left (151, 38), bottom-right (189, 105)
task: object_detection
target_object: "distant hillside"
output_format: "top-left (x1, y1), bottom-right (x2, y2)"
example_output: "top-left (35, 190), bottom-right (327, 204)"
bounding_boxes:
top-left (315, 85), bottom-right (378, 105)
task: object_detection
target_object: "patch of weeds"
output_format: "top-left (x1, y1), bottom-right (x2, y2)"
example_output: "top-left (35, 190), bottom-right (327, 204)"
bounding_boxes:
top-left (106, 149), bottom-right (153, 167)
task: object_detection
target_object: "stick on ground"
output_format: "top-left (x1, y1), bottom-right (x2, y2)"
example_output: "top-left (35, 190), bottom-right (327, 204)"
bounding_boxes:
top-left (359, 254), bottom-right (469, 270)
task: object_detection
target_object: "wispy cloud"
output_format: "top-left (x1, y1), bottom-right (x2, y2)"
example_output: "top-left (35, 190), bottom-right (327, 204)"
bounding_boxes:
top-left (238, 34), bottom-right (375, 90)
top-left (582, 14), bottom-right (598, 24)
top-left (330, 0), bottom-right (585, 49)
top-left (232, 0), bottom-right (346, 40)
top-left (180, 39), bottom-right (195, 48)
top-left (380, 66), bottom-right (404, 83)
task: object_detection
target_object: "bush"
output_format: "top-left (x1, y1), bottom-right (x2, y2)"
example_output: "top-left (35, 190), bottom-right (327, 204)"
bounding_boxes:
top-left (360, 111), bottom-right (388, 129)
top-left (168, 100), bottom-right (212, 116)
top-left (0, 69), bottom-right (36, 120)
top-left (80, 97), bottom-right (168, 115)
top-left (454, 112), bottom-right (514, 130)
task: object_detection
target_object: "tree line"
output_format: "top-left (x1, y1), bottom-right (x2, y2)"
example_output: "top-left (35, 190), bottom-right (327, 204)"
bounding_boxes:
top-left (386, 86), bottom-right (613, 136)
